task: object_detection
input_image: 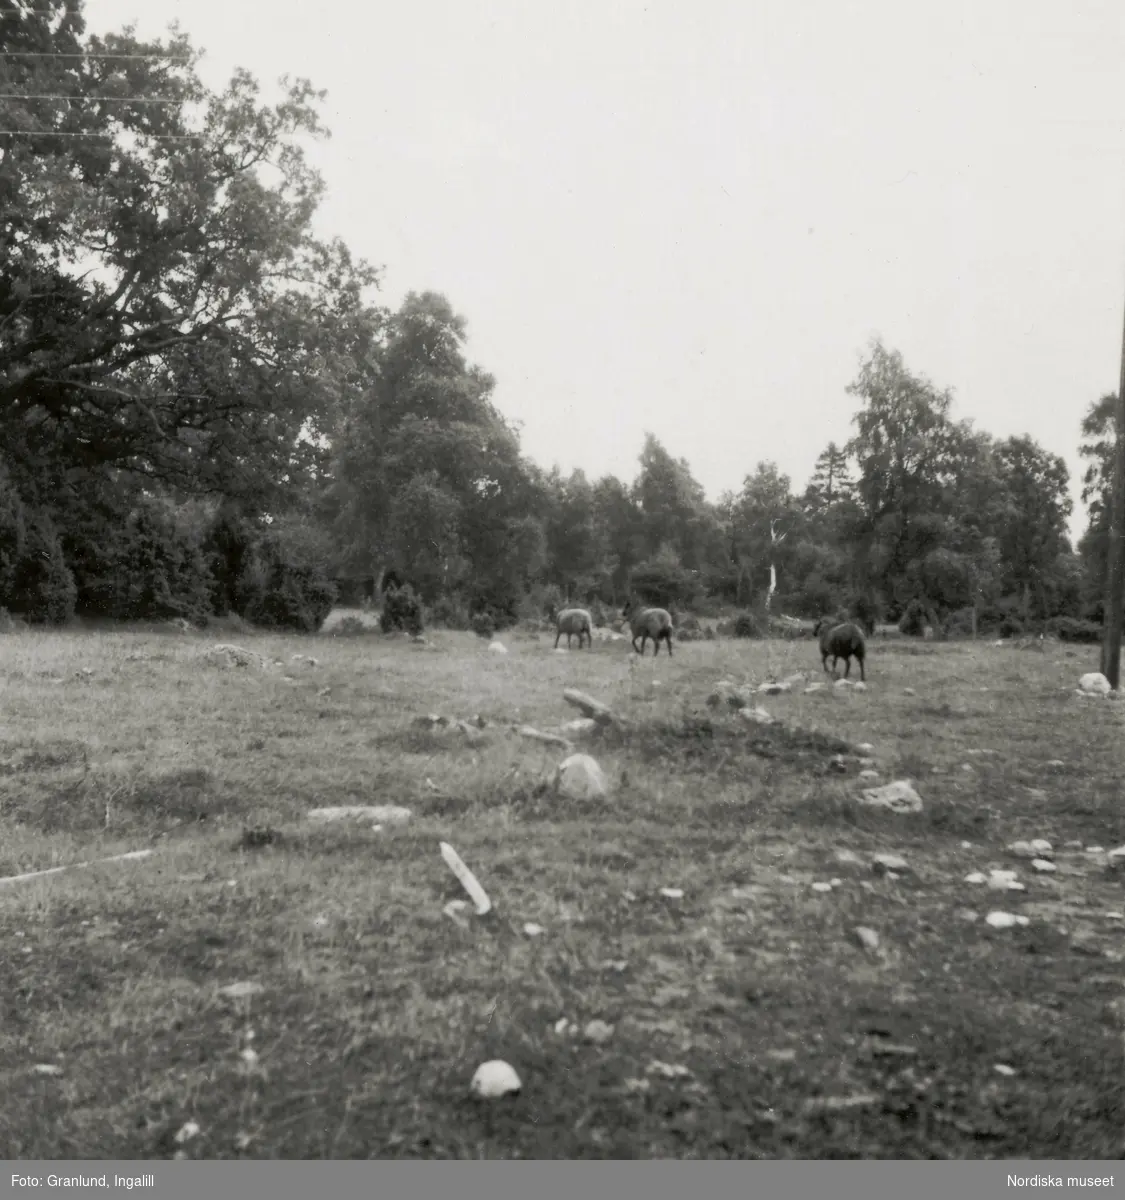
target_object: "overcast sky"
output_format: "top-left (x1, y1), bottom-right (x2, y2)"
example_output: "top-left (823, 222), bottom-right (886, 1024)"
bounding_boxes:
top-left (84, 0), bottom-right (1125, 541)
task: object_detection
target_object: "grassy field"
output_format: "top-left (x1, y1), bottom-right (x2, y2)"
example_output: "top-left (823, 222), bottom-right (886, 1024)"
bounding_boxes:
top-left (1, 615), bottom-right (1123, 1159)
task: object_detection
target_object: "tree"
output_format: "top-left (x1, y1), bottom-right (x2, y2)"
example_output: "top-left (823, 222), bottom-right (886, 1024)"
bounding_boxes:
top-left (992, 436), bottom-right (1073, 620)
top-left (1, 3), bottom-right (382, 506)
top-left (804, 442), bottom-right (854, 513)
top-left (632, 434), bottom-right (711, 570)
top-left (327, 292), bottom-right (544, 613)
top-left (730, 462), bottom-right (799, 608)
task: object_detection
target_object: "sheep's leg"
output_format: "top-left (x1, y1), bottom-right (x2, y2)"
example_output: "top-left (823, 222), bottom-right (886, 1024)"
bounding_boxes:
top-left (666, 632), bottom-right (673, 656)
top-left (858, 658), bottom-right (865, 682)
top-left (843, 657), bottom-right (851, 679)
top-left (554, 630), bottom-right (561, 649)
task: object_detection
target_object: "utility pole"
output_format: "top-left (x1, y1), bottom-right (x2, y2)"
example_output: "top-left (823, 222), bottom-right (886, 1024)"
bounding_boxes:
top-left (1100, 282), bottom-right (1125, 688)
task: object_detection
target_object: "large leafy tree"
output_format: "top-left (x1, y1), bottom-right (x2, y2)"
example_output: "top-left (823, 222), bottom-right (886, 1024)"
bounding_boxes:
top-left (326, 292), bottom-right (545, 607)
top-left (1, 1), bottom-right (381, 505)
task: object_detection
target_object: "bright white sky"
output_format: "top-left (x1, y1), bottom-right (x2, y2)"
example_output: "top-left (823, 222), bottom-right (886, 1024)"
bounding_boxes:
top-left (84, 0), bottom-right (1125, 542)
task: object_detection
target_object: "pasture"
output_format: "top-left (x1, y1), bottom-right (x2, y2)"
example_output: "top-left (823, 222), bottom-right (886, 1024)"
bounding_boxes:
top-left (1, 619), bottom-right (1123, 1159)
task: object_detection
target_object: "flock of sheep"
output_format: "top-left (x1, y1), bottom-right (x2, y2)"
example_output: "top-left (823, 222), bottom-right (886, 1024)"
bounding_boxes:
top-left (553, 603), bottom-right (867, 681)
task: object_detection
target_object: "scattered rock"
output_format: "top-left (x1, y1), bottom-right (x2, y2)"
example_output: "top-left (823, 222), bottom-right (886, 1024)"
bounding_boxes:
top-left (659, 887), bottom-right (684, 899)
top-left (956, 908), bottom-right (979, 923)
top-left (856, 742), bottom-right (875, 753)
top-left (803, 682), bottom-right (826, 694)
top-left (871, 853), bottom-right (909, 875)
top-left (307, 805), bottom-right (412, 825)
top-left (470, 1060), bottom-right (521, 1099)
top-left (1031, 859), bottom-right (1057, 873)
top-left (902, 687), bottom-right (916, 695)
top-left (987, 869), bottom-right (1025, 892)
top-left (200, 644), bottom-right (269, 670)
top-left (522, 922), bottom-right (546, 937)
top-left (856, 780), bottom-right (923, 815)
top-left (829, 755), bottom-right (848, 773)
top-left (562, 689), bottom-right (618, 726)
top-left (985, 911), bottom-right (1031, 929)
top-left (834, 849), bottom-right (864, 867)
top-left (859, 769), bottom-right (880, 781)
top-left (1008, 839), bottom-right (1053, 859)
top-left (174, 1121), bottom-right (201, 1145)
top-left (488, 641), bottom-right (508, 655)
top-left (560, 718), bottom-right (598, 737)
top-left (517, 725), bottom-right (573, 750)
top-left (758, 680), bottom-right (792, 695)
top-left (584, 1020), bottom-right (615, 1045)
top-left (964, 872), bottom-right (987, 885)
top-left (32, 1064), bottom-right (63, 1076)
top-left (554, 754), bottom-right (611, 800)
top-left (217, 981), bottom-right (264, 1000)
top-left (737, 705), bottom-right (776, 726)
top-left (648, 1061), bottom-right (692, 1079)
top-left (1078, 672), bottom-right (1112, 696)
top-left (994, 1063), bottom-right (1017, 1077)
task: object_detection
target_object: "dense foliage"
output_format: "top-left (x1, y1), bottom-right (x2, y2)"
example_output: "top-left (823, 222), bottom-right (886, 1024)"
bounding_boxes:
top-left (0, 3), bottom-right (1114, 636)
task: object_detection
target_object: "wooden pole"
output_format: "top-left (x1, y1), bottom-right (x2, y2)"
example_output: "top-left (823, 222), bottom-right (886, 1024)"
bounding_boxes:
top-left (1100, 282), bottom-right (1125, 688)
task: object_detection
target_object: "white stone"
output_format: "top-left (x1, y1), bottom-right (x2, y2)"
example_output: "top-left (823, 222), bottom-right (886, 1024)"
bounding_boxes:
top-left (555, 754), bottom-right (610, 800)
top-left (1079, 672), bottom-right (1112, 696)
top-left (857, 780), bottom-right (923, 814)
top-left (985, 911), bottom-right (1030, 928)
top-left (1031, 859), bottom-right (1057, 873)
top-left (470, 1060), bottom-right (522, 1099)
top-left (488, 641), bottom-right (508, 655)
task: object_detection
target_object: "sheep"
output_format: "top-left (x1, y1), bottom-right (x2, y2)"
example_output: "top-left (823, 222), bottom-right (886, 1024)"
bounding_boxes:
top-left (812, 617), bottom-right (866, 681)
top-left (554, 607), bottom-right (593, 650)
top-left (622, 600), bottom-right (674, 657)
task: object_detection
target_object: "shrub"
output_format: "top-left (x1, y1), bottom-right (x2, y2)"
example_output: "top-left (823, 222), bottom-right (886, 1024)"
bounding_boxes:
top-left (7, 513), bottom-right (76, 625)
top-left (943, 607), bottom-right (978, 637)
top-left (380, 583), bottom-right (424, 636)
top-left (428, 593), bottom-right (471, 630)
top-left (996, 614), bottom-right (1025, 639)
top-left (847, 593), bottom-right (881, 636)
top-left (898, 599), bottom-right (932, 637)
top-left (1047, 616), bottom-right (1103, 644)
top-left (245, 562), bottom-right (336, 633)
top-left (679, 613), bottom-right (701, 632)
top-left (589, 597), bottom-right (609, 628)
top-left (732, 611), bottom-right (764, 639)
top-left (470, 611), bottom-right (496, 640)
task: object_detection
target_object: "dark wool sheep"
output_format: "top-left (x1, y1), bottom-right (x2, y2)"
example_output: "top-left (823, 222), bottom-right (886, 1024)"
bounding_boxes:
top-left (813, 617), bottom-right (866, 681)
top-left (622, 600), bottom-right (674, 657)
top-left (554, 607), bottom-right (593, 650)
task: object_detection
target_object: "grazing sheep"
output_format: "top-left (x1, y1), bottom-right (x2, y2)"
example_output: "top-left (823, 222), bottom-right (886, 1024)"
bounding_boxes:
top-left (622, 600), bottom-right (674, 657)
top-left (554, 607), bottom-right (593, 650)
top-left (813, 617), bottom-right (866, 681)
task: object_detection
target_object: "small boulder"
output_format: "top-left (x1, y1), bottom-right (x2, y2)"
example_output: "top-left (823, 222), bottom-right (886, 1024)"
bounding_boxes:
top-left (856, 780), bottom-right (923, 815)
top-left (470, 1060), bottom-right (521, 1099)
top-left (871, 853), bottom-right (909, 875)
top-left (1079, 672), bottom-right (1112, 696)
top-left (488, 641), bottom-right (508, 655)
top-left (554, 754), bottom-right (610, 800)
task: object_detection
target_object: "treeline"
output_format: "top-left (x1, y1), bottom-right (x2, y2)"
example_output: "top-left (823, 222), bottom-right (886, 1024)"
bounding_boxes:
top-left (0, 4), bottom-right (1115, 638)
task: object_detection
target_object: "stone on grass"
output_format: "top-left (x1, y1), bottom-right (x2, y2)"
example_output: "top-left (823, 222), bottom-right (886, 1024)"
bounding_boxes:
top-left (859, 769), bottom-right (879, 781)
top-left (1008, 839), bottom-right (1052, 859)
top-left (488, 641), bottom-right (508, 655)
top-left (737, 705), bottom-right (775, 726)
top-left (994, 1063), bottom-right (1017, 1077)
top-left (853, 926), bottom-right (882, 955)
top-left (583, 1020), bottom-right (615, 1045)
top-left (554, 754), bottom-right (610, 800)
top-left (517, 725), bottom-right (573, 750)
top-left (307, 805), bottom-right (412, 825)
top-left (32, 1063), bottom-right (63, 1076)
top-left (1079, 672), bottom-right (1112, 696)
top-left (871, 853), bottom-right (909, 875)
top-left (857, 780), bottom-right (923, 815)
top-left (834, 849), bottom-right (864, 867)
top-left (523, 922), bottom-right (546, 937)
top-left (857, 742), bottom-right (875, 754)
top-left (563, 689), bottom-right (618, 726)
top-left (812, 881), bottom-right (834, 893)
top-left (1031, 858), bottom-right (1057, 873)
top-left (175, 1121), bottom-right (201, 1145)
top-left (804, 682), bottom-right (826, 694)
top-left (200, 644), bottom-right (269, 670)
top-left (659, 887), bottom-right (684, 899)
top-left (985, 911), bottom-right (1030, 929)
top-left (560, 718), bottom-right (598, 737)
top-left (470, 1060), bottom-right (521, 1100)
